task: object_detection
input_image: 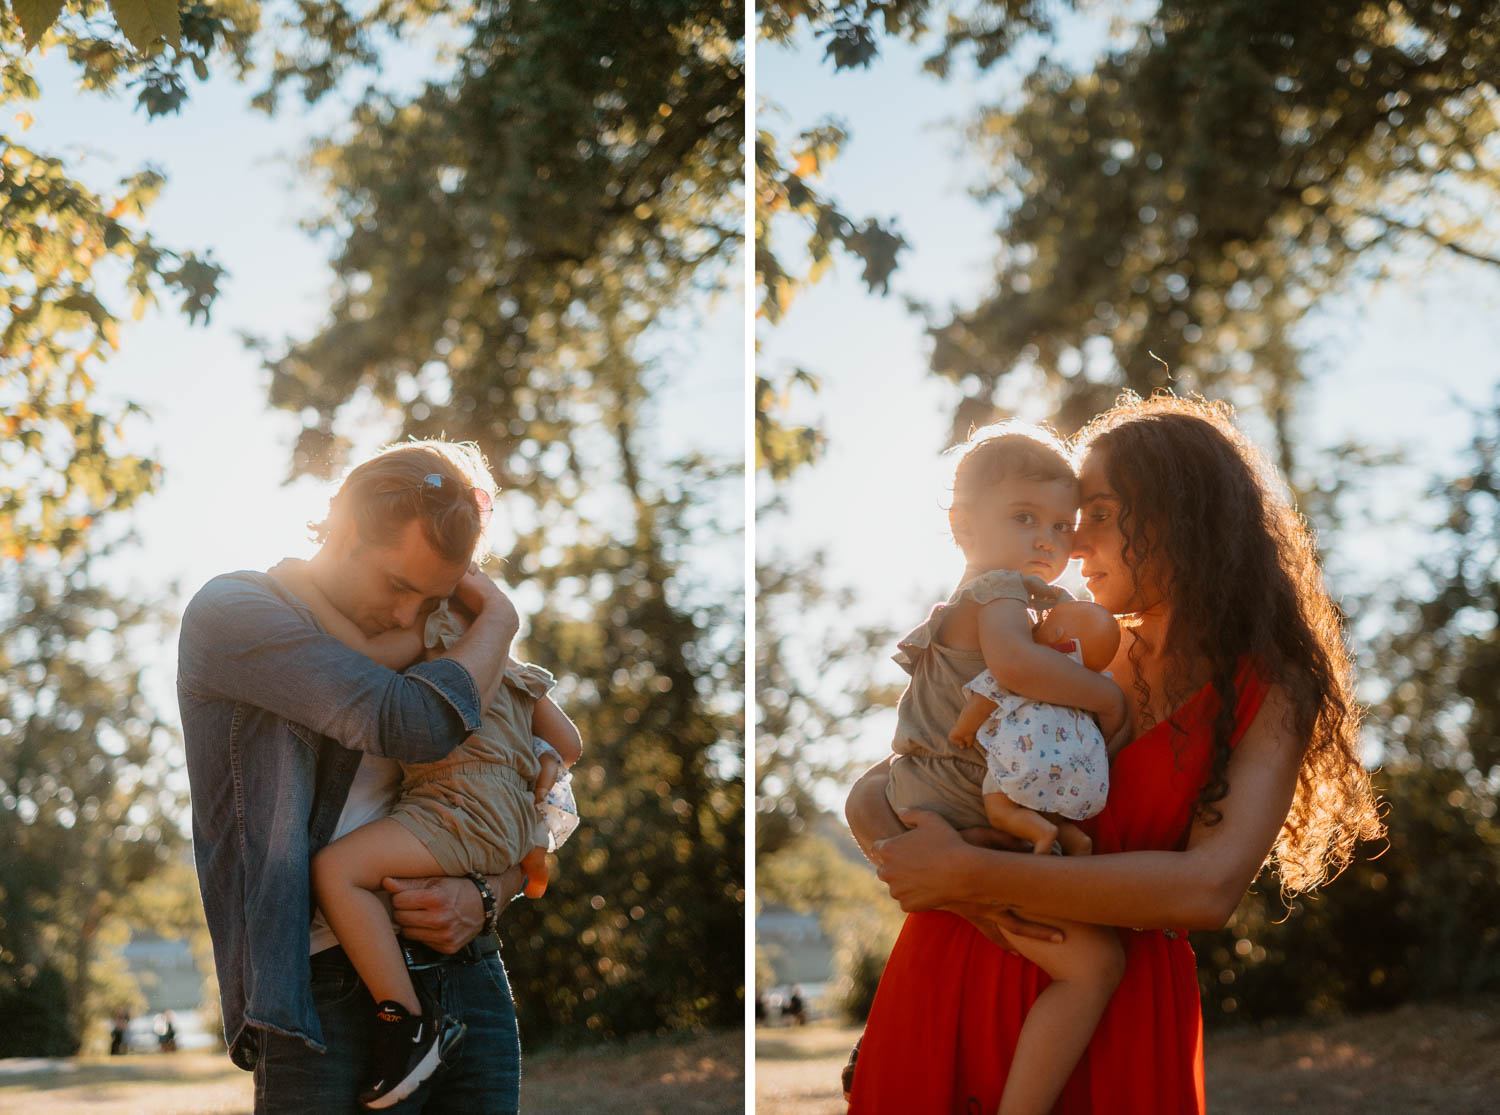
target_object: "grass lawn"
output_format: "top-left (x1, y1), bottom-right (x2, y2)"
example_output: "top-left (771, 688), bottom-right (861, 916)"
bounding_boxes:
top-left (0, 1029), bottom-right (744, 1114)
top-left (755, 996), bottom-right (1500, 1114)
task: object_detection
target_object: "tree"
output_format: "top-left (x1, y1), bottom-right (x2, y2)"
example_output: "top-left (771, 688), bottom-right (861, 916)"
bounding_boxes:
top-left (754, 0), bottom-right (1075, 331)
top-left (928, 0), bottom-right (1500, 464)
top-left (755, 117), bottom-right (906, 325)
top-left (253, 0), bottom-right (746, 1044)
top-left (0, 558), bottom-right (183, 1054)
top-left (755, 553), bottom-right (900, 861)
top-left (1, 1), bottom-right (263, 560)
top-left (1195, 400), bottom-right (1500, 1021)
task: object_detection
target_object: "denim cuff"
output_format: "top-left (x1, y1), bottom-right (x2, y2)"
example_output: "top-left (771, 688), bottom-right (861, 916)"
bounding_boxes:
top-left (407, 657), bottom-right (484, 733)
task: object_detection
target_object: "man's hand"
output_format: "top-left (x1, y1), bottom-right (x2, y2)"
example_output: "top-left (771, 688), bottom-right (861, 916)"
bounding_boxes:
top-left (384, 866), bottom-right (525, 952)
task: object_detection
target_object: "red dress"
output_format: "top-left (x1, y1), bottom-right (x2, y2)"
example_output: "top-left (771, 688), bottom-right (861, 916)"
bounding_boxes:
top-left (850, 666), bottom-right (1268, 1115)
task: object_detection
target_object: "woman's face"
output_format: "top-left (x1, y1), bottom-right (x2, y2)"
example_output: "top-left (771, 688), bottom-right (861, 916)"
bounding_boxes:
top-left (1071, 448), bottom-right (1164, 616)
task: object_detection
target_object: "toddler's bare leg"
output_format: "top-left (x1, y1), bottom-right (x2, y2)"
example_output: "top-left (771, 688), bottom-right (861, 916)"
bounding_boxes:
top-left (520, 846), bottom-right (550, 898)
top-left (996, 923), bottom-right (1126, 1115)
top-left (311, 818), bottom-right (445, 1014)
top-left (983, 790), bottom-right (1059, 855)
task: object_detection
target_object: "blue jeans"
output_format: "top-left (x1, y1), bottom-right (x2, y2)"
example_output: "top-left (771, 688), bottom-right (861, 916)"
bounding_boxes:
top-left (252, 946), bottom-right (521, 1114)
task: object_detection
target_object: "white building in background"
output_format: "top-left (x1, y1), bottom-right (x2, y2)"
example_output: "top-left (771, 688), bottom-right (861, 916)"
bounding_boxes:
top-left (756, 903), bottom-right (833, 1014)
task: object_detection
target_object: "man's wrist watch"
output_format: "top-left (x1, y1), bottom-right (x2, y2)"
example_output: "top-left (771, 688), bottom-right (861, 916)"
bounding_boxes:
top-left (465, 872), bottom-right (498, 937)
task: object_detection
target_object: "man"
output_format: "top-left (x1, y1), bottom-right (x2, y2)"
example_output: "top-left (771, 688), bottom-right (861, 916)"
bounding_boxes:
top-left (179, 440), bottom-right (526, 1113)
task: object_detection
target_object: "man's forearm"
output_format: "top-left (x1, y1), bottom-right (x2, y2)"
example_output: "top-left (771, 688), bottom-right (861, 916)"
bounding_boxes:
top-left (444, 608), bottom-right (518, 711)
top-left (488, 864), bottom-right (525, 911)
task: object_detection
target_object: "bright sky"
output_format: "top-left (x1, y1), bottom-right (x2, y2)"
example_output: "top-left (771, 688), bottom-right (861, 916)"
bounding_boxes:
top-left (19, 29), bottom-right (744, 727)
top-left (756, 20), bottom-right (1500, 788)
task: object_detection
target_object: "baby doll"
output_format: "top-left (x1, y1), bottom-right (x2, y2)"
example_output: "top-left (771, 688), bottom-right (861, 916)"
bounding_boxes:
top-left (950, 599), bottom-right (1123, 857)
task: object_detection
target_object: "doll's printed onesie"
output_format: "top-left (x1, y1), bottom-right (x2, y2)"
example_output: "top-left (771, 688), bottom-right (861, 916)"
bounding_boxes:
top-left (386, 601), bottom-right (578, 875)
top-left (885, 569), bottom-right (1072, 831)
top-left (965, 642), bottom-right (1110, 820)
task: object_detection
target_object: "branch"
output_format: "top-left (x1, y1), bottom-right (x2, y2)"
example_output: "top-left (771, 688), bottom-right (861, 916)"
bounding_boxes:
top-left (1356, 209), bottom-right (1500, 268)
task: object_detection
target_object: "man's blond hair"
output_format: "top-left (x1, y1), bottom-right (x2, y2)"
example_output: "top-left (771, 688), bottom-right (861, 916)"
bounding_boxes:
top-left (310, 440), bottom-right (496, 564)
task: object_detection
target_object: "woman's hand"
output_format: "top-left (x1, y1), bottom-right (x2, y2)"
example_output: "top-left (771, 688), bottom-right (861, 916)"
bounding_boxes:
top-left (872, 810), bottom-right (979, 910)
top-left (941, 901), bottom-right (1065, 947)
top-left (876, 814), bottom-right (1067, 943)
top-left (1095, 681), bottom-right (1129, 748)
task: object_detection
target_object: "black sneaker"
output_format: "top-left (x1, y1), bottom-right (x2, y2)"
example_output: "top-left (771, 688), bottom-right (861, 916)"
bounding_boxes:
top-left (358, 1000), bottom-right (465, 1110)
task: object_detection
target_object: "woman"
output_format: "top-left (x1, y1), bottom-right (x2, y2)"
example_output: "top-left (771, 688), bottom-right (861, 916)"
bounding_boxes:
top-left (845, 393), bottom-right (1383, 1114)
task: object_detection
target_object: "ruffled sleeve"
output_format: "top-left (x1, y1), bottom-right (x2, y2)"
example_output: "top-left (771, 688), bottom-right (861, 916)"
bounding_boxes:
top-left (892, 570), bottom-right (1074, 675)
top-left (423, 600), bottom-right (465, 651)
top-left (503, 660), bottom-right (555, 699)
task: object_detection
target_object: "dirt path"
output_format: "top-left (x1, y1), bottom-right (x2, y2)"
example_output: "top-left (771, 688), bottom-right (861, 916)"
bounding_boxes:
top-left (0, 1030), bottom-right (744, 1114)
top-left (755, 997), bottom-right (1500, 1114)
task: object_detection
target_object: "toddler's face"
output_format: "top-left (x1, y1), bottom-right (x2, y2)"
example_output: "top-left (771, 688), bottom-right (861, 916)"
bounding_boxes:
top-left (954, 476), bottom-right (1078, 581)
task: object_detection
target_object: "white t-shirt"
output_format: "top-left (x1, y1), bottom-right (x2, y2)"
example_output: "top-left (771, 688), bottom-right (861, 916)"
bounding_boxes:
top-left (308, 754), bottom-right (404, 954)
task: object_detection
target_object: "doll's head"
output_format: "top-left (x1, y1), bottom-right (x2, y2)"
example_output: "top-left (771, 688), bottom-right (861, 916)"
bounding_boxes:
top-left (1034, 600), bottom-right (1120, 672)
top-left (948, 423), bottom-right (1079, 583)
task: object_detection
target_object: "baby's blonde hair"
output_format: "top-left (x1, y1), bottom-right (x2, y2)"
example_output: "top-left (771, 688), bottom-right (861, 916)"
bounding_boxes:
top-left (949, 420), bottom-right (1077, 510)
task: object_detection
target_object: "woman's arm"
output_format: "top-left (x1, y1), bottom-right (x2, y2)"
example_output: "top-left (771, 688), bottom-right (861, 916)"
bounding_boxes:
top-left (846, 757), bottom-right (1063, 944)
top-left (872, 687), bottom-right (1304, 930)
top-left (977, 599), bottom-right (1127, 739)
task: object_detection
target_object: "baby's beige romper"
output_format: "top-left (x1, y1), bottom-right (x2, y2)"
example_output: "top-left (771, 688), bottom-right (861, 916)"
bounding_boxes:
top-left (885, 569), bottom-right (1066, 830)
top-left (386, 602), bottom-right (552, 875)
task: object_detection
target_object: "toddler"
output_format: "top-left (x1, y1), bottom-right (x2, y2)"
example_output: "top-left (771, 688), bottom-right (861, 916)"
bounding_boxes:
top-left (880, 423), bottom-right (1129, 1115)
top-left (272, 557), bottom-right (580, 1109)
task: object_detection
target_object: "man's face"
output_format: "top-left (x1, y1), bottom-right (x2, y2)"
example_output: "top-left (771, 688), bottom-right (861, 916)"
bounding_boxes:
top-left (318, 517), bottom-right (470, 637)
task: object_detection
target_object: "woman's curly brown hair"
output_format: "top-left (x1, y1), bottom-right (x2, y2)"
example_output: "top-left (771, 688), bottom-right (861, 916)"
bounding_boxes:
top-left (1074, 393), bottom-right (1383, 895)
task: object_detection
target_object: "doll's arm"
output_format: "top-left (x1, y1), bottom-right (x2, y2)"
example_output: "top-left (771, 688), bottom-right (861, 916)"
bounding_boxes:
top-left (269, 559), bottom-right (425, 669)
top-left (977, 598), bottom-right (1127, 740)
top-left (949, 691), bottom-right (998, 748)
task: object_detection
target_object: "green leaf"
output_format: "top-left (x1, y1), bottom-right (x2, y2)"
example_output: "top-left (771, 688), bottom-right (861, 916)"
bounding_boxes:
top-left (12, 0), bottom-right (65, 49)
top-left (106, 0), bottom-right (182, 53)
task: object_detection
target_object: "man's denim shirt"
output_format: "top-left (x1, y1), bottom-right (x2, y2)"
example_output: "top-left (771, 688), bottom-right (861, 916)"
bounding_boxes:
top-left (176, 572), bottom-right (483, 1070)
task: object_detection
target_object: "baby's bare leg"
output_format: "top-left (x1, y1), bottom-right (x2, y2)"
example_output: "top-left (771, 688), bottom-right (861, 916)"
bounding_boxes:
top-left (984, 790), bottom-right (1059, 855)
top-left (996, 923), bottom-right (1126, 1115)
top-left (311, 818), bottom-right (444, 1014)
